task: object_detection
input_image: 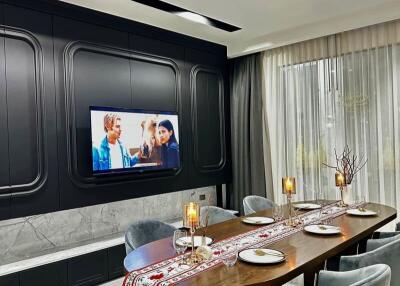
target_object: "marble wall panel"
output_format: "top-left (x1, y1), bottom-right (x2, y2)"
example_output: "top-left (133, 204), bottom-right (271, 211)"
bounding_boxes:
top-left (0, 186), bottom-right (216, 265)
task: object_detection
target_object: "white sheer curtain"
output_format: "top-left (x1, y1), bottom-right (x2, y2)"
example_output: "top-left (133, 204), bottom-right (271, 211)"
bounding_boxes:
top-left (262, 20), bottom-right (400, 212)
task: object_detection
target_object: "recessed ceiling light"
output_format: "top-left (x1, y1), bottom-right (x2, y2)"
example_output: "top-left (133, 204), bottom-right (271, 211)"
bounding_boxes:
top-left (175, 11), bottom-right (209, 26)
top-left (131, 0), bottom-right (241, 32)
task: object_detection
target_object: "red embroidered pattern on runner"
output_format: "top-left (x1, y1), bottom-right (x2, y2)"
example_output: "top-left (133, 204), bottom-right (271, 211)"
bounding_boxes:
top-left (123, 203), bottom-right (357, 286)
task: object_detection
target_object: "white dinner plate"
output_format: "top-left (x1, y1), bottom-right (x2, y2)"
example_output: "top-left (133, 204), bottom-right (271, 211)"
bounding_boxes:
top-left (346, 208), bottom-right (377, 216)
top-left (304, 224), bottom-right (341, 235)
top-left (176, 236), bottom-right (213, 247)
top-left (242, 217), bottom-right (275, 225)
top-left (238, 248), bottom-right (285, 264)
top-left (293, 203), bottom-right (321, 210)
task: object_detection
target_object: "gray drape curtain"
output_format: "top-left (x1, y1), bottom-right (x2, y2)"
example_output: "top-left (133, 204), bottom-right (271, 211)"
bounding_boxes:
top-left (230, 53), bottom-right (270, 213)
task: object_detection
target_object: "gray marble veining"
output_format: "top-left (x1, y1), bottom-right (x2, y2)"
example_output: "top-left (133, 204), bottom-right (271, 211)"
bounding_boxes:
top-left (0, 186), bottom-right (216, 265)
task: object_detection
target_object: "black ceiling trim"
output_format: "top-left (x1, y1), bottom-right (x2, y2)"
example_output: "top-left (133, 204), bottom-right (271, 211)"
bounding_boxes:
top-left (132, 0), bottom-right (241, 32)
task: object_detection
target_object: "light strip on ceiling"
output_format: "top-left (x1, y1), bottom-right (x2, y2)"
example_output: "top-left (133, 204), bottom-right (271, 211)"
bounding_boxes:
top-left (131, 0), bottom-right (241, 32)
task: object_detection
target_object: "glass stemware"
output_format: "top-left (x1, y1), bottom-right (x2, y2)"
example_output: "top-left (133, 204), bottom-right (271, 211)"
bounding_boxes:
top-left (273, 205), bottom-right (284, 222)
top-left (173, 229), bottom-right (188, 265)
top-left (220, 243), bottom-right (238, 267)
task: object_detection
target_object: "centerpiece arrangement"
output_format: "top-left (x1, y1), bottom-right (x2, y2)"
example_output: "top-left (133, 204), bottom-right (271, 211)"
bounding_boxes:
top-left (323, 145), bottom-right (367, 206)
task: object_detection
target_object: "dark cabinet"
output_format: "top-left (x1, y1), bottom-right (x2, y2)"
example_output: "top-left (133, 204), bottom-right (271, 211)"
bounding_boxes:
top-left (0, 244), bottom-right (128, 286)
top-left (20, 261), bottom-right (68, 286)
top-left (108, 244), bottom-right (126, 280)
top-left (185, 48), bottom-right (231, 186)
top-left (68, 250), bottom-right (108, 286)
top-left (0, 273), bottom-right (18, 286)
top-left (3, 4), bottom-right (59, 218)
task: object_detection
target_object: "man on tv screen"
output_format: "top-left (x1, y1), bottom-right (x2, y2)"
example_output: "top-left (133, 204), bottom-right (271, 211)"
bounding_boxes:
top-left (92, 113), bottom-right (139, 171)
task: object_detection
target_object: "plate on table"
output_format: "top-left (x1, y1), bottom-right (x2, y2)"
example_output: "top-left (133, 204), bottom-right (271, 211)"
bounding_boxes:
top-left (293, 203), bottom-right (321, 210)
top-left (304, 224), bottom-right (341, 235)
top-left (176, 236), bottom-right (213, 247)
top-left (242, 217), bottom-right (275, 225)
top-left (346, 208), bottom-right (377, 216)
top-left (238, 248), bottom-right (285, 264)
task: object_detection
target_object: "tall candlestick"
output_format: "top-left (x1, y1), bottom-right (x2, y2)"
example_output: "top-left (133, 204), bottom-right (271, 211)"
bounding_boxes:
top-left (183, 202), bottom-right (201, 264)
top-left (282, 177), bottom-right (296, 227)
top-left (335, 172), bottom-right (347, 207)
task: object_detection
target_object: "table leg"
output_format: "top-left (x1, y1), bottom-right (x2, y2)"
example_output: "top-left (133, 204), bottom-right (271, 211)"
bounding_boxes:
top-left (304, 262), bottom-right (325, 286)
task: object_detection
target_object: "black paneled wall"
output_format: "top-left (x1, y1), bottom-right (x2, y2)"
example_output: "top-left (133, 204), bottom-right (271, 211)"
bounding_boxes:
top-left (0, 0), bottom-right (231, 219)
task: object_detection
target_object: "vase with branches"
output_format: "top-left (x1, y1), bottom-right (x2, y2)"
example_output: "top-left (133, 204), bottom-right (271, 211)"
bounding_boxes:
top-left (323, 145), bottom-right (367, 205)
top-left (323, 145), bottom-right (367, 184)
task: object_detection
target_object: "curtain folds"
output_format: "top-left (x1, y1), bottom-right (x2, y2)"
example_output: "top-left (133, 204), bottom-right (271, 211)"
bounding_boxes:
top-left (230, 53), bottom-right (271, 213)
top-left (262, 19), bottom-right (400, 211)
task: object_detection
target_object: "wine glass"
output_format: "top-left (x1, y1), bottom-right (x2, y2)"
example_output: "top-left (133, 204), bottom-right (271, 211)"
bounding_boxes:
top-left (317, 191), bottom-right (329, 217)
top-left (316, 190), bottom-right (325, 207)
top-left (220, 243), bottom-right (238, 267)
top-left (173, 229), bottom-right (188, 265)
top-left (273, 205), bottom-right (284, 222)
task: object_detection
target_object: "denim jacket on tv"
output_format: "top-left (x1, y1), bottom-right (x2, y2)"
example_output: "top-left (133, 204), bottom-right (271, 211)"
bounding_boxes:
top-left (93, 136), bottom-right (138, 171)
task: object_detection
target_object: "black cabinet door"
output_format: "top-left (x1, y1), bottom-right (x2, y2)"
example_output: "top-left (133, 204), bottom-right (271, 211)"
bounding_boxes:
top-left (4, 4), bottom-right (59, 218)
top-left (185, 48), bottom-right (231, 186)
top-left (68, 250), bottom-right (108, 286)
top-left (108, 244), bottom-right (126, 279)
top-left (0, 273), bottom-right (18, 286)
top-left (20, 261), bottom-right (68, 286)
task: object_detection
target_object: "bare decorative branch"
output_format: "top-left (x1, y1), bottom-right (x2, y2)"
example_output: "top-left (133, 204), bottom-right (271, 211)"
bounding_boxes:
top-left (323, 145), bottom-right (367, 184)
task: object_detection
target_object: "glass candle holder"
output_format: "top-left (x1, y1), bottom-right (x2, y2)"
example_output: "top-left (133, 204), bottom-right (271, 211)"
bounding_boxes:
top-left (335, 172), bottom-right (347, 207)
top-left (183, 202), bottom-right (201, 264)
top-left (282, 177), bottom-right (296, 227)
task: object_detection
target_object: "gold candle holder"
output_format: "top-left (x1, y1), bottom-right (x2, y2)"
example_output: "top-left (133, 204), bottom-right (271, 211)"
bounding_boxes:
top-left (282, 177), bottom-right (296, 227)
top-left (183, 202), bottom-right (201, 264)
top-left (335, 172), bottom-right (347, 207)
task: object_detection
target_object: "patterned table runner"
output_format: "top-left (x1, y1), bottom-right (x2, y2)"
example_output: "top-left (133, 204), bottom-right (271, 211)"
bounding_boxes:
top-left (124, 203), bottom-right (356, 286)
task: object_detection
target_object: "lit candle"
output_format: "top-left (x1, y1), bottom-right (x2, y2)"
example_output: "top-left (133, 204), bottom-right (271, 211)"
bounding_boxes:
top-left (282, 177), bottom-right (296, 196)
top-left (188, 203), bottom-right (197, 223)
top-left (184, 202), bottom-right (200, 228)
top-left (285, 178), bottom-right (293, 193)
top-left (335, 172), bottom-right (346, 187)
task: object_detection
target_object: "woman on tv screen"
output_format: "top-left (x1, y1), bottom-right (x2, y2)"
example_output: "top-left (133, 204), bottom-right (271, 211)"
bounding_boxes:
top-left (158, 119), bottom-right (180, 169)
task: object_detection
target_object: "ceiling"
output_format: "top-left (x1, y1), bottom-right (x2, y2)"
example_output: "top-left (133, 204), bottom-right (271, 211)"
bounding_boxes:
top-left (59, 0), bottom-right (400, 58)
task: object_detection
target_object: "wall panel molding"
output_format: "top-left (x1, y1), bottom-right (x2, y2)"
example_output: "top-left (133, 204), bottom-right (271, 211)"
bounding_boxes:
top-left (63, 41), bottom-right (182, 187)
top-left (190, 65), bottom-right (226, 172)
top-left (0, 25), bottom-right (47, 197)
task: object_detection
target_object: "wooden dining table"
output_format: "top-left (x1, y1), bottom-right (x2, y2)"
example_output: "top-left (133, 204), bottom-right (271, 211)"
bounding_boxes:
top-left (124, 202), bottom-right (396, 286)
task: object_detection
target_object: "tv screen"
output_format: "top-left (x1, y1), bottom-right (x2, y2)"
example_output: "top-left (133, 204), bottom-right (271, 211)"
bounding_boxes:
top-left (90, 106), bottom-right (180, 175)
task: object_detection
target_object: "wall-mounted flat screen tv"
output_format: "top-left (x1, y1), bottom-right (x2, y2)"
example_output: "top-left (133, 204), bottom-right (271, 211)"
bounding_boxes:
top-left (90, 106), bottom-right (180, 175)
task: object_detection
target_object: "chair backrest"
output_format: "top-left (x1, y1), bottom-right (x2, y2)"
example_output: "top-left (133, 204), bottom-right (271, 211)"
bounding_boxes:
top-left (200, 206), bottom-right (237, 226)
top-left (319, 264), bottom-right (391, 286)
top-left (125, 220), bottom-right (176, 254)
top-left (243, 195), bottom-right (276, 215)
top-left (340, 238), bottom-right (400, 286)
top-left (367, 234), bottom-right (400, 252)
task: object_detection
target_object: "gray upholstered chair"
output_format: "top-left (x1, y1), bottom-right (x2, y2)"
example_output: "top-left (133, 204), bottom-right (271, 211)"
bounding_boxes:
top-left (318, 264), bottom-right (391, 286)
top-left (372, 222), bottom-right (400, 240)
top-left (243, 195), bottom-right (276, 215)
top-left (340, 237), bottom-right (400, 286)
top-left (200, 206), bottom-right (237, 226)
top-left (125, 220), bottom-right (176, 254)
